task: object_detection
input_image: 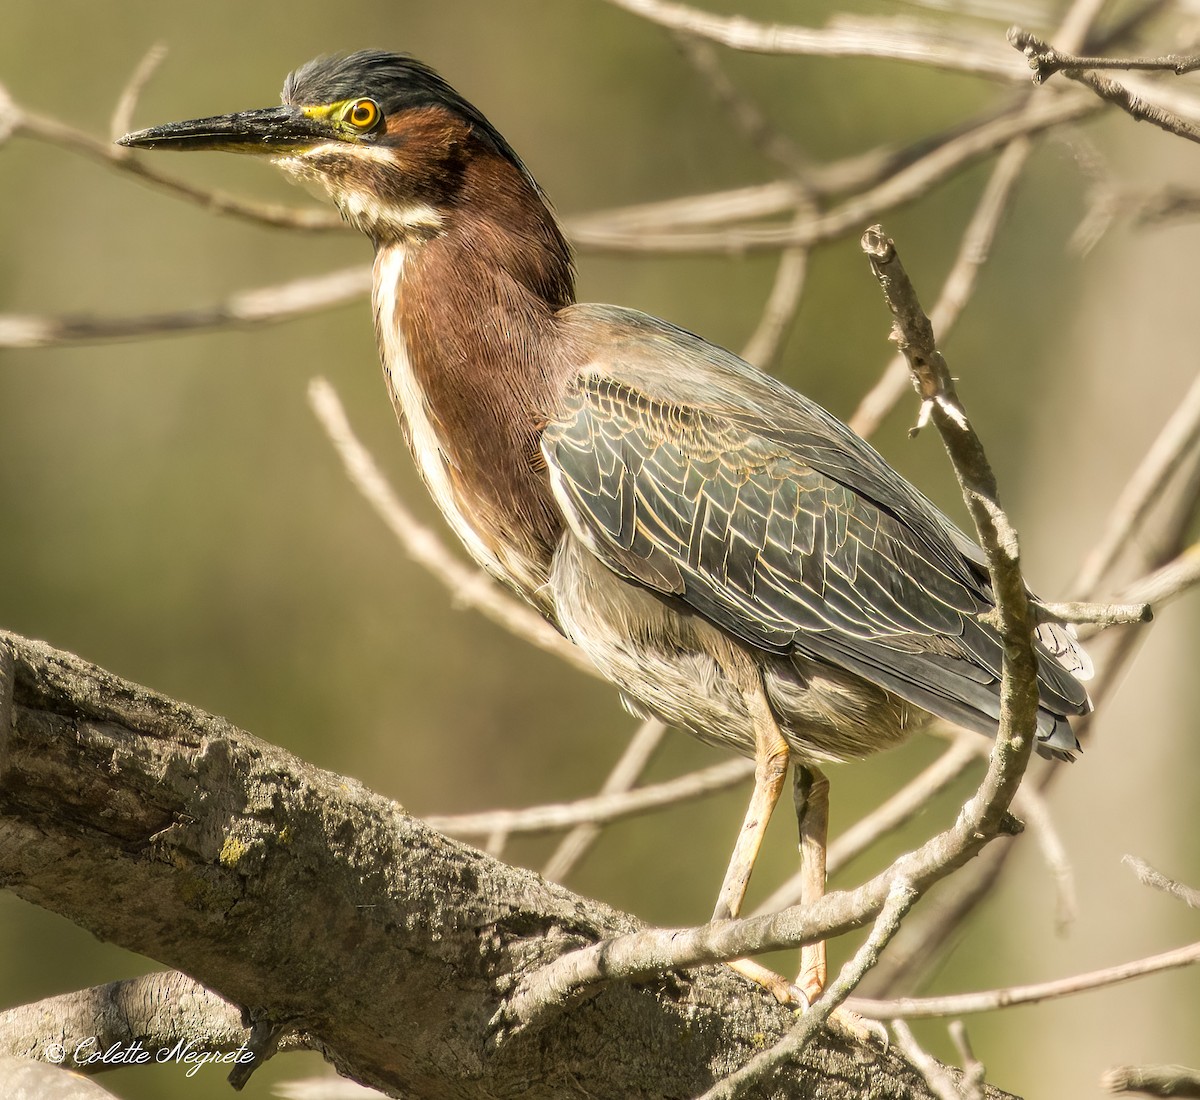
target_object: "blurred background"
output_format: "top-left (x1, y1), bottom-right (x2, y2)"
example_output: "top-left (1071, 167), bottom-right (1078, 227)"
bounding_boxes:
top-left (1, 1), bottom-right (1198, 1097)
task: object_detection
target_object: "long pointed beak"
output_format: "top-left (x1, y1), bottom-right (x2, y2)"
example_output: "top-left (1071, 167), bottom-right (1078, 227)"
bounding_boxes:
top-left (117, 105), bottom-right (331, 153)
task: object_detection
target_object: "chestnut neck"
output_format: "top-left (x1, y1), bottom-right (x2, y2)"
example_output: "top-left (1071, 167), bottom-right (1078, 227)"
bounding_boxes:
top-left (371, 143), bottom-right (578, 583)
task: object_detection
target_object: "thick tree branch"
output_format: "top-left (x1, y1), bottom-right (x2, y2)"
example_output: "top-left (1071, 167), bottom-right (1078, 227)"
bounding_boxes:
top-left (0, 629), bottom-right (997, 1099)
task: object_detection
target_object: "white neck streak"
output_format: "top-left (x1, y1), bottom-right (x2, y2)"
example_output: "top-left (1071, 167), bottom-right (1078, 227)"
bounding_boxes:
top-left (371, 245), bottom-right (506, 581)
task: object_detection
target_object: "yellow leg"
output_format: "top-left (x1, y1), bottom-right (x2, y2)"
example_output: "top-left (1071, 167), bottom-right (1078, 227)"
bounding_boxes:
top-left (712, 685), bottom-right (790, 922)
top-left (794, 763), bottom-right (830, 1004)
top-left (714, 681), bottom-right (803, 1005)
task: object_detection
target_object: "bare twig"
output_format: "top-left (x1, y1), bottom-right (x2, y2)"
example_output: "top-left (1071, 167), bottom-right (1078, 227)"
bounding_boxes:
top-left (672, 32), bottom-right (810, 177)
top-left (850, 133), bottom-right (1034, 438)
top-left (850, 940), bottom-right (1200, 1018)
top-left (1032, 600), bottom-right (1152, 628)
top-left (306, 379), bottom-right (594, 676)
top-left (696, 879), bottom-right (918, 1100)
top-left (1073, 372), bottom-right (1200, 595)
top-left (1009, 27), bottom-right (1200, 84)
top-left (891, 1020), bottom-right (964, 1100)
top-left (1011, 29), bottom-right (1200, 144)
top-left (740, 211), bottom-right (813, 370)
top-left (1102, 1063), bottom-right (1200, 1097)
top-left (1011, 784), bottom-right (1076, 933)
top-left (566, 181), bottom-right (799, 238)
top-left (569, 92), bottom-right (1099, 255)
top-left (669, 34), bottom-right (817, 370)
top-left (1123, 855), bottom-right (1200, 910)
top-left (110, 42), bottom-right (168, 142)
top-left (856, 842), bottom-right (1010, 999)
top-left (427, 757), bottom-right (753, 837)
top-left (14, 107), bottom-right (344, 231)
top-left (540, 718), bottom-right (668, 881)
top-left (0, 267), bottom-right (371, 348)
top-left (1070, 68), bottom-right (1200, 145)
top-left (1115, 543), bottom-right (1200, 610)
top-left (599, 0), bottom-right (1025, 80)
top-left (878, 402), bottom-right (1200, 994)
top-left (951, 1021), bottom-right (988, 1100)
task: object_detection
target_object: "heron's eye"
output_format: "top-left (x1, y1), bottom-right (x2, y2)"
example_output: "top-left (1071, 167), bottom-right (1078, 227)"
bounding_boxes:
top-left (344, 98), bottom-right (381, 131)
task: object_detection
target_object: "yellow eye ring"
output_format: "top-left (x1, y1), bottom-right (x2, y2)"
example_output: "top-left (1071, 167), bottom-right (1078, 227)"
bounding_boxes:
top-left (345, 98), bottom-right (381, 131)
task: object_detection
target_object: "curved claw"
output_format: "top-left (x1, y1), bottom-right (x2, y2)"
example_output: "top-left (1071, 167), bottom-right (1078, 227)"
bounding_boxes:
top-left (725, 958), bottom-right (807, 1005)
top-left (828, 1006), bottom-right (890, 1049)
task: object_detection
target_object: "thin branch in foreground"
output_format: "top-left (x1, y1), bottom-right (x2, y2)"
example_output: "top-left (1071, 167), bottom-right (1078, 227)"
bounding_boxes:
top-left (540, 718), bottom-right (668, 882)
top-left (1071, 68), bottom-right (1200, 147)
top-left (848, 940), bottom-right (1200, 1019)
top-left (864, 361), bottom-right (1200, 995)
top-left (12, 103), bottom-right (345, 232)
top-left (1123, 855), bottom-right (1200, 910)
top-left (1102, 1063), bottom-right (1200, 1098)
top-left (426, 757), bottom-right (753, 838)
top-left (0, 266), bottom-right (371, 348)
top-left (306, 378), bottom-right (595, 677)
top-left (696, 879), bottom-right (918, 1100)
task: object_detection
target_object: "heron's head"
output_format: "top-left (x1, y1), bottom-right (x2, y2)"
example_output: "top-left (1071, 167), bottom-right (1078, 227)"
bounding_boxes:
top-left (119, 50), bottom-right (544, 244)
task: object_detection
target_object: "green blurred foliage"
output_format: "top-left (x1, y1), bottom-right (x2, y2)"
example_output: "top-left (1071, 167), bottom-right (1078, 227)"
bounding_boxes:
top-left (2, 2), bottom-right (1198, 1098)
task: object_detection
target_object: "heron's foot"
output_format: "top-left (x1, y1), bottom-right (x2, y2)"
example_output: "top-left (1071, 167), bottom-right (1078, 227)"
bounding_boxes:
top-left (826, 1006), bottom-right (889, 1049)
top-left (724, 959), bottom-right (888, 1049)
top-left (725, 957), bottom-right (805, 1004)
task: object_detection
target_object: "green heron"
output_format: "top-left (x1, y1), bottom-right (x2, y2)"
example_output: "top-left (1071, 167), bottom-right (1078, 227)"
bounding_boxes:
top-left (118, 51), bottom-right (1092, 1004)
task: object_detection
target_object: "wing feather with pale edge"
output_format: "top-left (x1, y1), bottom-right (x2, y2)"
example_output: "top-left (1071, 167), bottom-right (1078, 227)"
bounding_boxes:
top-left (543, 306), bottom-right (1090, 748)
